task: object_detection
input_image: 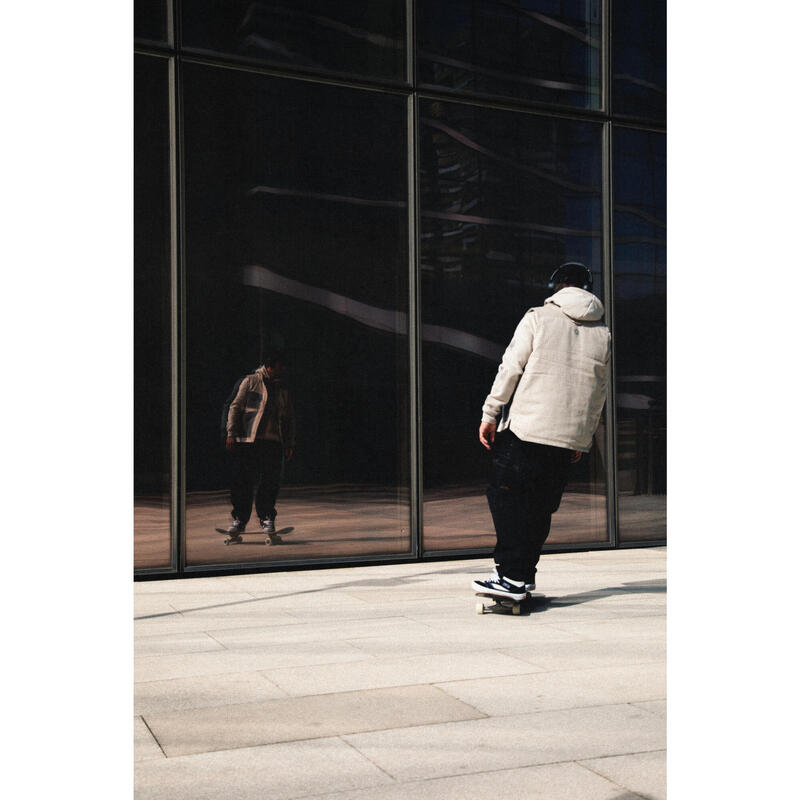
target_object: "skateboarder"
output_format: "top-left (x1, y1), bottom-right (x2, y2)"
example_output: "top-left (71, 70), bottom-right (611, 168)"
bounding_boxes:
top-left (472, 263), bottom-right (611, 601)
top-left (224, 352), bottom-right (296, 544)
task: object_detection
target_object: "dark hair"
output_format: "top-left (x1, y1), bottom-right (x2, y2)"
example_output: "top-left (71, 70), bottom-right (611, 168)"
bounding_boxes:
top-left (263, 350), bottom-right (287, 368)
top-left (547, 262), bottom-right (593, 291)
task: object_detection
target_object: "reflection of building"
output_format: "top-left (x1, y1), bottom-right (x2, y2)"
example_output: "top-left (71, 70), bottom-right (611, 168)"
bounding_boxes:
top-left (134, 1), bottom-right (666, 576)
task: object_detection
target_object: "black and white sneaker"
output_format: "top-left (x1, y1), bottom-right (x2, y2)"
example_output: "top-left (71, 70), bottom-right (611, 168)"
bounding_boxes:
top-left (472, 573), bottom-right (527, 601)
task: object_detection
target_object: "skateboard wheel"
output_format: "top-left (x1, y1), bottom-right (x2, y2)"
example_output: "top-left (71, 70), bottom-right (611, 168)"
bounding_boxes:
top-left (512, 604), bottom-right (521, 615)
top-left (475, 601), bottom-right (485, 615)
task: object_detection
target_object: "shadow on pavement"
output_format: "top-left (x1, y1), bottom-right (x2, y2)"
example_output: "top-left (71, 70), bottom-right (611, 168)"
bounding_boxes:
top-left (135, 569), bottom-right (665, 621)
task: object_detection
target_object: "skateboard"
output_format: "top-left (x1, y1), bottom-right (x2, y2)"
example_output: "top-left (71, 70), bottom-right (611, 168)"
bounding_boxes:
top-left (215, 528), bottom-right (282, 545)
top-left (475, 591), bottom-right (542, 616)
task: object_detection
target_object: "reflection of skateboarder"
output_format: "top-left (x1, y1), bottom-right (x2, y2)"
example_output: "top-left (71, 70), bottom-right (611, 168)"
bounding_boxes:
top-left (472, 263), bottom-right (611, 604)
top-left (222, 352), bottom-right (295, 545)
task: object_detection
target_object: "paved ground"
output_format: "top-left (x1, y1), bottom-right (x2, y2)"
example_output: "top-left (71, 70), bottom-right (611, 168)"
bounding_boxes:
top-left (134, 547), bottom-right (666, 799)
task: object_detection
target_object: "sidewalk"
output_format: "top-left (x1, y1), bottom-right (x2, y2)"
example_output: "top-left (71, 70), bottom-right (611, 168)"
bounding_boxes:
top-left (134, 547), bottom-right (666, 800)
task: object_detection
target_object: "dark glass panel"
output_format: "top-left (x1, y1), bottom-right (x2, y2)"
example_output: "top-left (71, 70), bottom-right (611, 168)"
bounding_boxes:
top-left (182, 64), bottom-right (411, 566)
top-left (419, 99), bottom-right (608, 552)
top-left (613, 127), bottom-right (666, 541)
top-left (181, 1), bottom-right (406, 82)
top-left (135, 0), bottom-right (169, 45)
top-left (134, 54), bottom-right (173, 569)
top-left (612, 0), bottom-right (666, 120)
top-left (418, 0), bottom-right (602, 109)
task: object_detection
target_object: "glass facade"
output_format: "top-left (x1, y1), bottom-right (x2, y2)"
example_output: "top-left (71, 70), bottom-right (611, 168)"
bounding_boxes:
top-left (418, 1), bottom-right (602, 108)
top-left (134, 53), bottom-right (173, 569)
top-left (181, 65), bottom-right (411, 566)
top-left (419, 100), bottom-right (607, 551)
top-left (612, 0), bottom-right (666, 120)
top-left (181, 1), bottom-right (407, 83)
top-left (613, 126), bottom-right (666, 542)
top-left (134, 1), bottom-right (666, 575)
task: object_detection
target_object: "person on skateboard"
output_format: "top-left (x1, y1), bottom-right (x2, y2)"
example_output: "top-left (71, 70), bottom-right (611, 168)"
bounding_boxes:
top-left (472, 263), bottom-right (611, 602)
top-left (224, 351), bottom-right (296, 544)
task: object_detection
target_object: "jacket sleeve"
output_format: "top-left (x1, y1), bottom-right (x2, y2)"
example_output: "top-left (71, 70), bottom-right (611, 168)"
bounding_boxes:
top-left (226, 376), bottom-right (251, 437)
top-left (481, 312), bottom-right (535, 424)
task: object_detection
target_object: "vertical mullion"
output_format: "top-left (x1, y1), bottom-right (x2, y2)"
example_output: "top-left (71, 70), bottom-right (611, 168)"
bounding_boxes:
top-left (602, 0), bottom-right (610, 114)
top-left (173, 0), bottom-right (187, 574)
top-left (603, 120), bottom-right (619, 548)
top-left (407, 1), bottom-right (422, 559)
top-left (166, 53), bottom-right (180, 574)
top-left (407, 100), bottom-right (422, 559)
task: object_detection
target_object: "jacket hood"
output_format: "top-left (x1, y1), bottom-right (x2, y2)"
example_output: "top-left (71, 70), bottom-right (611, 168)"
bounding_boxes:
top-left (545, 287), bottom-right (605, 322)
top-left (256, 365), bottom-right (282, 382)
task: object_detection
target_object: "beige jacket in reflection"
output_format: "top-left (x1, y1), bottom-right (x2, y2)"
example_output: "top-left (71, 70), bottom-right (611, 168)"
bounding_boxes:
top-left (481, 287), bottom-right (611, 452)
top-left (227, 366), bottom-right (296, 447)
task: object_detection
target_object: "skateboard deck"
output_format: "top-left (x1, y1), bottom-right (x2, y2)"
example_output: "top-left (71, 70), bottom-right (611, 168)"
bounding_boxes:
top-left (215, 528), bottom-right (282, 545)
top-left (475, 591), bottom-right (542, 616)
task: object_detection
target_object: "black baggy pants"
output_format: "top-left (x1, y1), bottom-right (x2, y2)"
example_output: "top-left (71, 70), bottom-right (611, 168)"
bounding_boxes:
top-left (230, 440), bottom-right (283, 524)
top-left (487, 429), bottom-right (572, 583)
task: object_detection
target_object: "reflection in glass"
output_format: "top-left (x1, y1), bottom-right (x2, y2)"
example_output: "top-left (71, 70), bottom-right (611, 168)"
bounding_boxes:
top-left (182, 64), bottom-right (411, 566)
top-left (612, 0), bottom-right (666, 120)
top-left (418, 0), bottom-right (601, 108)
top-left (419, 99), bottom-right (608, 552)
top-left (613, 127), bottom-right (666, 541)
top-left (134, 54), bottom-right (173, 569)
top-left (181, 0), bottom-right (406, 82)
top-left (134, 0), bottom-right (169, 45)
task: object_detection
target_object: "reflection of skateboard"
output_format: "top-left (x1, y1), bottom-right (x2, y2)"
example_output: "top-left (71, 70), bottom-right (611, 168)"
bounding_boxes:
top-left (475, 592), bottom-right (541, 616)
top-left (214, 528), bottom-right (282, 545)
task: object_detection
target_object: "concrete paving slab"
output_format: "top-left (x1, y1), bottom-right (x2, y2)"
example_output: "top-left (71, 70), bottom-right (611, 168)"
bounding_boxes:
top-left (162, 592), bottom-right (290, 617)
top-left (206, 616), bottom-right (434, 648)
top-left (544, 616), bottom-right (666, 642)
top-left (135, 577), bottom-right (254, 595)
top-left (133, 736), bottom-right (394, 800)
top-left (307, 761), bottom-right (637, 800)
top-left (134, 672), bottom-right (288, 715)
top-left (435, 662), bottom-right (666, 716)
top-left (501, 636), bottom-right (666, 672)
top-left (143, 684), bottom-right (484, 757)
top-left (343, 703), bottom-right (664, 782)
top-left (631, 699), bottom-right (666, 719)
top-left (134, 609), bottom-right (306, 635)
top-left (134, 640), bottom-right (368, 683)
top-left (134, 632), bottom-right (225, 658)
top-left (264, 651), bottom-right (542, 697)
top-left (134, 596), bottom-right (180, 616)
top-left (579, 750), bottom-right (666, 800)
top-left (134, 548), bottom-right (666, 798)
top-left (134, 717), bottom-right (164, 762)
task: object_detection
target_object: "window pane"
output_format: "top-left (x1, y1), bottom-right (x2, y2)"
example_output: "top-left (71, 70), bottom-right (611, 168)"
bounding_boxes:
top-left (613, 127), bottom-right (666, 541)
top-left (134, 54), bottom-right (173, 569)
top-left (181, 1), bottom-right (406, 82)
top-left (418, 0), bottom-right (602, 109)
top-left (612, 0), bottom-right (666, 120)
top-left (182, 64), bottom-right (411, 566)
top-left (135, 0), bottom-right (169, 45)
top-left (419, 99), bottom-right (608, 552)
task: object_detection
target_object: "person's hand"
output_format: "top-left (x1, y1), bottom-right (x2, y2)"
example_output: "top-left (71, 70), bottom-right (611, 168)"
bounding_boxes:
top-left (479, 422), bottom-right (497, 450)
top-left (284, 447), bottom-right (294, 462)
top-left (570, 450), bottom-right (582, 464)
top-left (225, 436), bottom-right (235, 451)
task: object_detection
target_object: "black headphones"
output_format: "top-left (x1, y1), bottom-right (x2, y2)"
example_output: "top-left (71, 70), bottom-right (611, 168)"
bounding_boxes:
top-left (547, 262), bottom-right (593, 291)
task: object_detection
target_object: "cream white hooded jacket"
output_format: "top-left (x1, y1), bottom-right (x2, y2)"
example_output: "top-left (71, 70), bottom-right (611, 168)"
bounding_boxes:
top-left (481, 287), bottom-right (611, 452)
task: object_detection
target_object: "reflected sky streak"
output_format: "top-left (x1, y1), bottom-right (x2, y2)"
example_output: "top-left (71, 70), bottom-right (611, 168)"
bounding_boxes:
top-left (243, 264), bottom-right (505, 361)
